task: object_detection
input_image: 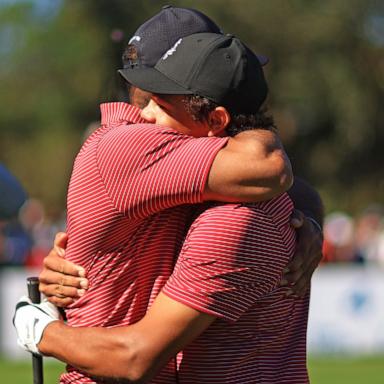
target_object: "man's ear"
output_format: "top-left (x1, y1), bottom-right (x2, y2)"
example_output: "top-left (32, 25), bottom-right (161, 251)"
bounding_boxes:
top-left (207, 107), bottom-right (231, 137)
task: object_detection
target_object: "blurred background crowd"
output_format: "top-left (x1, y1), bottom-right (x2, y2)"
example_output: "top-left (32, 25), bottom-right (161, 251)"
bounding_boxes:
top-left (2, 198), bottom-right (383, 268)
top-left (0, 2), bottom-right (383, 382)
top-left (0, 195), bottom-right (65, 268)
top-left (323, 205), bottom-right (384, 265)
top-left (0, 0), bottom-right (383, 268)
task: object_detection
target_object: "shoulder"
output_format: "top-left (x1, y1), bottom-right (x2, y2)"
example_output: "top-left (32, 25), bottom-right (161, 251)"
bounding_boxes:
top-left (95, 123), bottom-right (175, 161)
top-left (98, 123), bottom-right (192, 153)
top-left (185, 203), bottom-right (269, 252)
top-left (190, 203), bottom-right (254, 228)
top-left (99, 123), bottom-right (173, 142)
top-left (191, 203), bottom-right (282, 230)
top-left (185, 196), bottom-right (294, 252)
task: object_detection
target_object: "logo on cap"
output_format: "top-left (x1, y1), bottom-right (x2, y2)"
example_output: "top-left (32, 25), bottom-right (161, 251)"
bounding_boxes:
top-left (162, 38), bottom-right (182, 60)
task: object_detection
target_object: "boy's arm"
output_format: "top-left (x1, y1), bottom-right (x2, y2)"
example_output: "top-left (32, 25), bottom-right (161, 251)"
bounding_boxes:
top-left (98, 127), bottom-right (292, 219)
top-left (205, 130), bottom-right (292, 202)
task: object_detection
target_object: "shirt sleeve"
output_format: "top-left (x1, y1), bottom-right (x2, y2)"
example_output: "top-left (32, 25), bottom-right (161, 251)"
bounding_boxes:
top-left (162, 203), bottom-right (295, 322)
top-left (96, 123), bottom-right (228, 219)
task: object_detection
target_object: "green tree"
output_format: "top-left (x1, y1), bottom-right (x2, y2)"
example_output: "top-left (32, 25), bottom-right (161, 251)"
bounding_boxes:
top-left (0, 0), bottom-right (382, 216)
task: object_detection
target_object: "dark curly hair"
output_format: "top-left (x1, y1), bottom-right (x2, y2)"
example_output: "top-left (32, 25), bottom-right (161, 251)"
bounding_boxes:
top-left (181, 95), bottom-right (276, 137)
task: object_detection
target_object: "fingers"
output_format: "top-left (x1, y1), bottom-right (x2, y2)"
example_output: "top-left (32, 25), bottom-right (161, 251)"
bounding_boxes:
top-left (287, 279), bottom-right (310, 298)
top-left (39, 268), bottom-right (88, 289)
top-left (288, 253), bottom-right (321, 297)
top-left (45, 295), bottom-right (75, 308)
top-left (43, 248), bottom-right (86, 277)
top-left (285, 255), bottom-right (316, 295)
top-left (281, 214), bottom-right (324, 295)
top-left (283, 251), bottom-right (304, 274)
top-left (53, 232), bottom-right (68, 257)
top-left (283, 232), bottom-right (310, 276)
top-left (282, 248), bottom-right (321, 296)
top-left (281, 266), bottom-right (310, 296)
top-left (39, 278), bottom-right (86, 308)
top-left (39, 239), bottom-right (88, 307)
top-left (39, 267), bottom-right (88, 305)
top-left (41, 280), bottom-right (85, 299)
top-left (282, 256), bottom-right (316, 288)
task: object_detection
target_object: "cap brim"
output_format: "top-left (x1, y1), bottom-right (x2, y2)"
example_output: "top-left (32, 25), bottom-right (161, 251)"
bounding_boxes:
top-left (118, 67), bottom-right (193, 95)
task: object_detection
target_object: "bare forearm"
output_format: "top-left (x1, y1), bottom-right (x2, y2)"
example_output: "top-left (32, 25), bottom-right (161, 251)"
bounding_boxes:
top-left (39, 293), bottom-right (215, 383)
top-left (205, 130), bottom-right (293, 202)
top-left (40, 322), bottom-right (142, 382)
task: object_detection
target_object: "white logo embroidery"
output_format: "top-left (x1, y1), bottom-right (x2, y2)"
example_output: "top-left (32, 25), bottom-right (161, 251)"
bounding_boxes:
top-left (129, 35), bottom-right (141, 44)
top-left (162, 38), bottom-right (182, 60)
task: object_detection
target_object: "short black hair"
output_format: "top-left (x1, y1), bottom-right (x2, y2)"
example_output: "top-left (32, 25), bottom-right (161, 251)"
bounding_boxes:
top-left (181, 95), bottom-right (276, 136)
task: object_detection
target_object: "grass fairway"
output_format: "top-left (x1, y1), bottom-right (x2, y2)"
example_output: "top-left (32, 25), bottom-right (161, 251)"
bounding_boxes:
top-left (0, 357), bottom-right (65, 383)
top-left (0, 355), bottom-right (383, 383)
top-left (309, 355), bottom-right (384, 384)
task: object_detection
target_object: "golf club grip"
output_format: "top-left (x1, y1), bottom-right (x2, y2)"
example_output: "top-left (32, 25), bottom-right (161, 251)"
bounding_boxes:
top-left (27, 277), bottom-right (44, 384)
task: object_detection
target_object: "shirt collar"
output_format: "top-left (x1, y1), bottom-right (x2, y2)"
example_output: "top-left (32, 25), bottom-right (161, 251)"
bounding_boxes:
top-left (100, 102), bottom-right (145, 126)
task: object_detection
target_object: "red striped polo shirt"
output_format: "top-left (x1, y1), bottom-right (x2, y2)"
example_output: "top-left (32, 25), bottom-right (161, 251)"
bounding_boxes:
top-left (60, 102), bottom-right (228, 384)
top-left (163, 193), bottom-right (310, 383)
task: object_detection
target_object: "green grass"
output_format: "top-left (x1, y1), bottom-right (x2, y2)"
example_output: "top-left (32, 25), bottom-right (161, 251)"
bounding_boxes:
top-left (308, 355), bottom-right (384, 384)
top-left (0, 357), bottom-right (65, 383)
top-left (0, 355), bottom-right (383, 383)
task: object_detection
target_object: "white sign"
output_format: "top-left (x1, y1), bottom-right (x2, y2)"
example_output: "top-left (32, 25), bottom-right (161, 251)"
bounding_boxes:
top-left (308, 265), bottom-right (384, 354)
top-left (2, 266), bottom-right (384, 359)
top-left (0, 268), bottom-right (40, 359)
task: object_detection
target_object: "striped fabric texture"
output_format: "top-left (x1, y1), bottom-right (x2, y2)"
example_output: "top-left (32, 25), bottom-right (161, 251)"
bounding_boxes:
top-left (60, 103), bottom-right (227, 384)
top-left (60, 102), bottom-right (309, 383)
top-left (164, 194), bottom-right (310, 383)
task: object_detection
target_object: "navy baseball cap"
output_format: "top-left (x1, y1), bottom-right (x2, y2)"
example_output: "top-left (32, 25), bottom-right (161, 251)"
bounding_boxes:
top-left (119, 33), bottom-right (268, 114)
top-left (123, 5), bottom-right (223, 69)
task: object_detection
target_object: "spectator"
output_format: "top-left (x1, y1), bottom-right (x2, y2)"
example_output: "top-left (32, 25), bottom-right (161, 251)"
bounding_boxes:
top-left (322, 212), bottom-right (356, 263)
top-left (354, 204), bottom-right (384, 264)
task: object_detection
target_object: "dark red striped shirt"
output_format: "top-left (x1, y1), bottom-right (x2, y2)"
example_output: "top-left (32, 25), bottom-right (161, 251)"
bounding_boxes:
top-left (163, 194), bottom-right (310, 383)
top-left (60, 102), bottom-right (228, 384)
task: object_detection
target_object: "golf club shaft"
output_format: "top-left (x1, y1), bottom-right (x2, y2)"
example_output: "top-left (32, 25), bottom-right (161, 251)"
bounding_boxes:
top-left (27, 277), bottom-right (44, 384)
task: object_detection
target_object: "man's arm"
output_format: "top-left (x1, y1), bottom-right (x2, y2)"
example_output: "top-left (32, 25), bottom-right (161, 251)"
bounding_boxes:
top-left (27, 202), bottom-right (287, 381)
top-left (39, 293), bottom-right (215, 383)
top-left (282, 177), bottom-right (324, 296)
